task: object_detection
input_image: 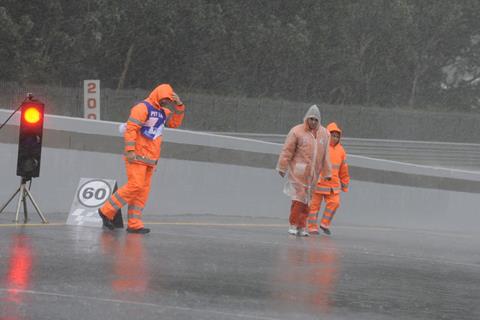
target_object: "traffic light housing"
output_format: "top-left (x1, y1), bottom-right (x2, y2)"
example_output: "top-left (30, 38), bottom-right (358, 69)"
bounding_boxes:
top-left (16, 98), bottom-right (45, 179)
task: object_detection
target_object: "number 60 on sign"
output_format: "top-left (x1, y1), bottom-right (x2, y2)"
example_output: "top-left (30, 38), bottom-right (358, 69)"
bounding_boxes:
top-left (77, 179), bottom-right (112, 208)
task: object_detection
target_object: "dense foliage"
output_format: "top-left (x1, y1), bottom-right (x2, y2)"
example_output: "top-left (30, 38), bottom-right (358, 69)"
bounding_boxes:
top-left (1, 0), bottom-right (480, 110)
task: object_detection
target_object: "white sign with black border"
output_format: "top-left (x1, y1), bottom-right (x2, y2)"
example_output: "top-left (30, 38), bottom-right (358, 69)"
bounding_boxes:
top-left (66, 178), bottom-right (123, 228)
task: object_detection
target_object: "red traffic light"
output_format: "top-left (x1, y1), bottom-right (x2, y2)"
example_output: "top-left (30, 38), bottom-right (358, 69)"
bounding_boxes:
top-left (17, 98), bottom-right (45, 179)
top-left (23, 106), bottom-right (42, 124)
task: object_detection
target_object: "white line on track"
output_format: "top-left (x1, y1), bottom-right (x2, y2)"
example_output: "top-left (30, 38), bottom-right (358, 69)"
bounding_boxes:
top-left (0, 288), bottom-right (281, 320)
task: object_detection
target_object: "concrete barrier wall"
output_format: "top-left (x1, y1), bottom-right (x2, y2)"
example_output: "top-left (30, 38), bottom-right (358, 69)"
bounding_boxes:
top-left (1, 109), bottom-right (479, 232)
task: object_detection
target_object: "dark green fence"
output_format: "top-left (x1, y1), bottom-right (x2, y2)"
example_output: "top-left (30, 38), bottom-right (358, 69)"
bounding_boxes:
top-left (1, 81), bottom-right (480, 143)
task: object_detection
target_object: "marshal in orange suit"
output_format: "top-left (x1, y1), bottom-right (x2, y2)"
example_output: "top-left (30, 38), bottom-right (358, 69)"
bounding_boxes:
top-left (98, 84), bottom-right (185, 234)
top-left (308, 122), bottom-right (350, 235)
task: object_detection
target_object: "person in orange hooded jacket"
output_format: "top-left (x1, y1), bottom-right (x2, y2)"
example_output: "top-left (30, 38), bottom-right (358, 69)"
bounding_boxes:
top-left (308, 122), bottom-right (350, 235)
top-left (98, 84), bottom-right (185, 234)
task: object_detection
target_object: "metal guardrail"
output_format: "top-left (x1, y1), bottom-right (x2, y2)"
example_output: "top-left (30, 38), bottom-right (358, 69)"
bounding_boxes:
top-left (211, 132), bottom-right (480, 171)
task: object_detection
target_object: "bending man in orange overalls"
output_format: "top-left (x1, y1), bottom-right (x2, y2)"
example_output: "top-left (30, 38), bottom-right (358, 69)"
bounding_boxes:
top-left (98, 84), bottom-right (185, 234)
top-left (308, 122), bottom-right (350, 235)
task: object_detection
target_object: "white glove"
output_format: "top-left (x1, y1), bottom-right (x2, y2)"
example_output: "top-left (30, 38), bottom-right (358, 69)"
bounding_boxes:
top-left (118, 123), bottom-right (126, 135)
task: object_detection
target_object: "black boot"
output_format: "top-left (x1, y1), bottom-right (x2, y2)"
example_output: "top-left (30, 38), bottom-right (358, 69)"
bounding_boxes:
top-left (320, 226), bottom-right (331, 235)
top-left (98, 209), bottom-right (115, 230)
top-left (126, 227), bottom-right (150, 234)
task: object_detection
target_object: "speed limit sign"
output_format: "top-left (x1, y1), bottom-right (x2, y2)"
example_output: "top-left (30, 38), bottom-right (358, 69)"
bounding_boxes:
top-left (67, 178), bottom-right (123, 228)
top-left (77, 180), bottom-right (111, 208)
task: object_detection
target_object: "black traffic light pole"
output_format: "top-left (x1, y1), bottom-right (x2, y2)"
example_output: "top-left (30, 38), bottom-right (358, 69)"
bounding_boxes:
top-left (0, 94), bottom-right (48, 224)
top-left (0, 177), bottom-right (47, 223)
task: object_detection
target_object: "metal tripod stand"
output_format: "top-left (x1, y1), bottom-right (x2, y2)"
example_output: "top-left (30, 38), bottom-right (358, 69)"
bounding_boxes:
top-left (0, 177), bottom-right (48, 224)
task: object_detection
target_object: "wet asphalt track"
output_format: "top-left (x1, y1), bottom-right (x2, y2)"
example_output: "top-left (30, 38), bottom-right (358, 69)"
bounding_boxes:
top-left (0, 213), bottom-right (479, 320)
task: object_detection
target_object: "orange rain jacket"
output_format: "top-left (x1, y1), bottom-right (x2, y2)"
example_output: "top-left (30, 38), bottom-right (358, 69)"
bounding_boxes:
top-left (124, 84), bottom-right (185, 166)
top-left (315, 122), bottom-right (350, 194)
top-left (277, 105), bottom-right (332, 204)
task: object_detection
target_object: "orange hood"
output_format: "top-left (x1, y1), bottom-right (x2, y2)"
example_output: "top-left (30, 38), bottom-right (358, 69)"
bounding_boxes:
top-left (145, 84), bottom-right (174, 108)
top-left (327, 122), bottom-right (342, 145)
top-left (327, 122), bottom-right (342, 135)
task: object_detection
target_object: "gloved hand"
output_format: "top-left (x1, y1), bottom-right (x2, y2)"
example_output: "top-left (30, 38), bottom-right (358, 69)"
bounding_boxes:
top-left (278, 171), bottom-right (286, 178)
top-left (172, 92), bottom-right (183, 106)
top-left (125, 151), bottom-right (135, 162)
top-left (118, 123), bottom-right (127, 134)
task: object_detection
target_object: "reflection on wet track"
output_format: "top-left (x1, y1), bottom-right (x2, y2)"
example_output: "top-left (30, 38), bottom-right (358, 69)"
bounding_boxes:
top-left (0, 215), bottom-right (479, 320)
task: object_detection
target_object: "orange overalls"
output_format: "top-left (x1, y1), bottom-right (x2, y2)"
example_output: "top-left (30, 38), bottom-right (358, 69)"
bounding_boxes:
top-left (308, 122), bottom-right (349, 232)
top-left (99, 84), bottom-right (185, 230)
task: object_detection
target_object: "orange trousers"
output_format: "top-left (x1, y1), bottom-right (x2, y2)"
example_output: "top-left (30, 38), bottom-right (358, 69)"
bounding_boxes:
top-left (100, 161), bottom-right (154, 230)
top-left (289, 200), bottom-right (309, 228)
top-left (308, 192), bottom-right (340, 231)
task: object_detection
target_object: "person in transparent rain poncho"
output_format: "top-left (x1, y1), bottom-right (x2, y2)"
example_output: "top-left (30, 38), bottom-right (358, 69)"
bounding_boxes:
top-left (276, 105), bottom-right (332, 236)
